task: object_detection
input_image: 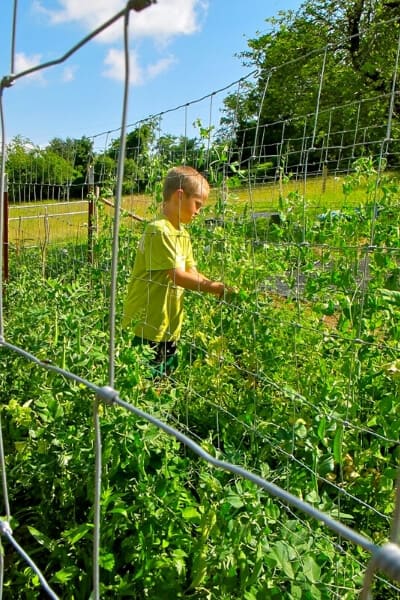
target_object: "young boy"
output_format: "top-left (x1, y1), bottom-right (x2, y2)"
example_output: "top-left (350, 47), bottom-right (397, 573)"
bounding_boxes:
top-left (122, 165), bottom-right (231, 375)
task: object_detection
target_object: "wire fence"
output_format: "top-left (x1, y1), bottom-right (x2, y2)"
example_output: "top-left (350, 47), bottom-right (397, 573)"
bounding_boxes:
top-left (1, 1), bottom-right (400, 598)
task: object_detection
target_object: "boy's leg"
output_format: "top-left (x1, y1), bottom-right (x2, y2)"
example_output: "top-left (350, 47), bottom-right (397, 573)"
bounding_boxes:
top-left (152, 340), bottom-right (178, 376)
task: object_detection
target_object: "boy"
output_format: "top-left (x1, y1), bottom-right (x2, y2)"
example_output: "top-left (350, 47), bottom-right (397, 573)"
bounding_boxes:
top-left (122, 165), bottom-right (231, 375)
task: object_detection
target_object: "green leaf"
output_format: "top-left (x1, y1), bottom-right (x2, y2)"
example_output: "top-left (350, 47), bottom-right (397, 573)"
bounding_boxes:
top-left (27, 526), bottom-right (54, 551)
top-left (309, 584), bottom-right (322, 599)
top-left (52, 566), bottom-right (78, 584)
top-left (172, 549), bottom-right (187, 576)
top-left (182, 506), bottom-right (201, 521)
top-left (62, 523), bottom-right (93, 544)
top-left (270, 541), bottom-right (295, 579)
top-left (303, 556), bottom-right (321, 583)
top-left (333, 424), bottom-right (343, 465)
top-left (110, 507), bottom-right (129, 518)
top-left (290, 584), bottom-right (303, 600)
top-left (225, 494), bottom-right (244, 508)
top-left (99, 552), bottom-right (115, 571)
top-left (380, 288), bottom-right (400, 306)
top-left (317, 417), bottom-right (326, 442)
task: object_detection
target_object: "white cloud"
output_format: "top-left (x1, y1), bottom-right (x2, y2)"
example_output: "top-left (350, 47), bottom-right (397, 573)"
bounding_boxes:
top-left (62, 65), bottom-right (77, 82)
top-left (103, 48), bottom-right (176, 85)
top-left (103, 49), bottom-right (175, 85)
top-left (34, 0), bottom-right (208, 43)
top-left (146, 56), bottom-right (176, 80)
top-left (34, 0), bottom-right (208, 85)
top-left (34, 0), bottom-right (124, 43)
top-left (103, 49), bottom-right (143, 84)
top-left (14, 53), bottom-right (46, 83)
top-left (34, 0), bottom-right (123, 29)
top-left (131, 0), bottom-right (208, 39)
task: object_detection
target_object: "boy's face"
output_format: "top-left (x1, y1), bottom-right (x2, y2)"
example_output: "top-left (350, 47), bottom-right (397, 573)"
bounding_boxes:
top-left (178, 190), bottom-right (206, 224)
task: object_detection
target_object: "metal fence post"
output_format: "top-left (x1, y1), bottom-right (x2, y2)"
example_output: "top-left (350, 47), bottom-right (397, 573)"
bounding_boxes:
top-left (3, 174), bottom-right (8, 283)
top-left (88, 166), bottom-right (95, 264)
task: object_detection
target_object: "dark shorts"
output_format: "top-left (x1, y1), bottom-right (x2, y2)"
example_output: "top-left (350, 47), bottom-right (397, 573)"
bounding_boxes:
top-left (132, 336), bottom-right (178, 376)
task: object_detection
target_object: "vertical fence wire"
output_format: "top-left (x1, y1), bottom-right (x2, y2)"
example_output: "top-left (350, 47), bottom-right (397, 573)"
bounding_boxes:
top-left (94, 3), bottom-right (141, 597)
top-left (0, 0), bottom-right (17, 580)
top-left (0, 92), bottom-right (7, 338)
top-left (310, 46), bottom-right (327, 151)
top-left (108, 4), bottom-right (132, 387)
top-left (92, 398), bottom-right (102, 600)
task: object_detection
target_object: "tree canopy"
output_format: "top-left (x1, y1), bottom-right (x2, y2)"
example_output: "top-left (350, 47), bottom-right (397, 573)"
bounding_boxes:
top-left (222, 0), bottom-right (400, 172)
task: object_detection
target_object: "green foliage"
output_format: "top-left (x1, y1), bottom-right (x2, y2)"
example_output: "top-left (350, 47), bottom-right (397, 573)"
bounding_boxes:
top-left (1, 165), bottom-right (400, 597)
top-left (222, 0), bottom-right (400, 172)
top-left (6, 137), bottom-right (77, 202)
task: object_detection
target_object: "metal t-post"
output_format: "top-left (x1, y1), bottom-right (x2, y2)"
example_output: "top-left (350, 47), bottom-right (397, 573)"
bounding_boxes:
top-left (2, 174), bottom-right (8, 283)
top-left (88, 165), bottom-right (95, 264)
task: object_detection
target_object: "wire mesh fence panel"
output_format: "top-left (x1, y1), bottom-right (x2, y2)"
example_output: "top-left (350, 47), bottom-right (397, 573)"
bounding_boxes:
top-left (0, 2), bottom-right (400, 599)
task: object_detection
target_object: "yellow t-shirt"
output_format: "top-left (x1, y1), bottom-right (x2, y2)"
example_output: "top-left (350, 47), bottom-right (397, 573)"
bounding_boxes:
top-left (122, 218), bottom-right (196, 342)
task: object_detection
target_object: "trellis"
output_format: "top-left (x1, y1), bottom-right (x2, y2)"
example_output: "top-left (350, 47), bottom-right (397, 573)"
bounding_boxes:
top-left (1, 1), bottom-right (400, 598)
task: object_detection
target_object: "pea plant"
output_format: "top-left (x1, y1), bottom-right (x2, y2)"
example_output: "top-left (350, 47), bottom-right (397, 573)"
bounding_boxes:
top-left (1, 162), bottom-right (399, 599)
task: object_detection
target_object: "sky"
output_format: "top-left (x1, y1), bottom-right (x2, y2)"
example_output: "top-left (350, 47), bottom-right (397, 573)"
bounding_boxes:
top-left (0, 0), bottom-right (302, 149)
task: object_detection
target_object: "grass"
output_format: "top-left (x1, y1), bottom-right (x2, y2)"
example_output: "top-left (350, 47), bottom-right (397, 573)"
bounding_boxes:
top-left (224, 174), bottom-right (371, 214)
top-left (8, 200), bottom-right (89, 247)
top-left (6, 173), bottom-right (391, 247)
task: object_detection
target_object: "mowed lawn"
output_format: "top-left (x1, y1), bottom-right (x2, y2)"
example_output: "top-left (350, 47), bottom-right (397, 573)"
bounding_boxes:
top-left (6, 174), bottom-right (373, 247)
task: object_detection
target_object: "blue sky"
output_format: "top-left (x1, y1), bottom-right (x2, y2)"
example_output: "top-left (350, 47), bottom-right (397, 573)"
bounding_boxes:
top-left (1, 0), bottom-right (302, 148)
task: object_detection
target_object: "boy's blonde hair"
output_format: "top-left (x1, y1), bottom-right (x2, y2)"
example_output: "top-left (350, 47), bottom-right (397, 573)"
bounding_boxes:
top-left (163, 166), bottom-right (209, 202)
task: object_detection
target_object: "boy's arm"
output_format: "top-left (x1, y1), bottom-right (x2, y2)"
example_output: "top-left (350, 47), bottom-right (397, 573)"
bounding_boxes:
top-left (167, 266), bottom-right (225, 297)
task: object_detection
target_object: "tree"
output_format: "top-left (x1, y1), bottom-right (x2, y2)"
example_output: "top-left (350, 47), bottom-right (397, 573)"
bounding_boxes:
top-left (155, 134), bottom-right (200, 166)
top-left (222, 0), bottom-right (400, 172)
top-left (6, 136), bottom-right (75, 202)
top-left (93, 153), bottom-right (117, 197)
top-left (107, 121), bottom-right (157, 162)
top-left (47, 136), bottom-right (94, 190)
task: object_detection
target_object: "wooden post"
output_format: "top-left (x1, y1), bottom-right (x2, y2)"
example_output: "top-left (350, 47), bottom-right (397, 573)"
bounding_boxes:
top-left (3, 174), bottom-right (9, 283)
top-left (279, 168), bottom-right (283, 197)
top-left (322, 163), bottom-right (328, 194)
